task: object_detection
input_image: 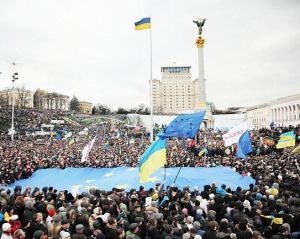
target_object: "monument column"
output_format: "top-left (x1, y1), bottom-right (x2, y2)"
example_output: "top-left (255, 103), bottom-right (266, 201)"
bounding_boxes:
top-left (193, 18), bottom-right (206, 109)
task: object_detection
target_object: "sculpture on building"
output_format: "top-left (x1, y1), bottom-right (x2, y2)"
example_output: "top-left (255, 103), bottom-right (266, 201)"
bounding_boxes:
top-left (193, 18), bottom-right (206, 39)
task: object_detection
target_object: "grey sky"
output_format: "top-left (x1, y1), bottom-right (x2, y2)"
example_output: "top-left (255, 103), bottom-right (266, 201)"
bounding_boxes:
top-left (0, 0), bottom-right (299, 110)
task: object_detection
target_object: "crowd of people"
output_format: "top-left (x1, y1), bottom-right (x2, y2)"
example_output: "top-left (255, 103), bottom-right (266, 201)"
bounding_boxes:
top-left (0, 108), bottom-right (299, 238)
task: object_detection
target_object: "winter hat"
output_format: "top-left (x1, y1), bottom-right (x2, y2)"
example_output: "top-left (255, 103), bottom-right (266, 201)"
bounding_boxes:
top-left (182, 233), bottom-right (190, 239)
top-left (194, 186), bottom-right (199, 191)
top-left (208, 214), bottom-right (215, 221)
top-left (182, 208), bottom-right (188, 215)
top-left (99, 215), bottom-right (108, 222)
top-left (120, 210), bottom-right (126, 217)
top-left (0, 190), bottom-right (6, 196)
top-left (193, 221), bottom-right (201, 230)
top-left (155, 213), bottom-right (163, 221)
top-left (117, 216), bottom-right (123, 224)
top-left (2, 223), bottom-right (11, 232)
top-left (60, 231), bottom-right (70, 239)
top-left (269, 195), bottom-right (275, 201)
top-left (120, 204), bottom-right (127, 211)
top-left (33, 230), bottom-right (44, 239)
top-left (11, 215), bottom-right (19, 221)
top-left (196, 209), bottom-right (203, 216)
top-left (48, 209), bottom-right (56, 217)
top-left (151, 201), bottom-right (157, 207)
top-left (276, 199), bottom-right (282, 206)
top-left (93, 220), bottom-right (101, 229)
top-left (25, 201), bottom-right (32, 208)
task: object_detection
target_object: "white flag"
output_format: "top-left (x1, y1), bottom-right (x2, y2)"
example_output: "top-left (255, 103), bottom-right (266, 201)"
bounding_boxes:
top-left (222, 121), bottom-right (248, 146)
top-left (81, 136), bottom-right (96, 163)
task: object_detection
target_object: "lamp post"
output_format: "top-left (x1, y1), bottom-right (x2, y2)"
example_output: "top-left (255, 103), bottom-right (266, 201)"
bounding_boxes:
top-left (11, 72), bottom-right (18, 141)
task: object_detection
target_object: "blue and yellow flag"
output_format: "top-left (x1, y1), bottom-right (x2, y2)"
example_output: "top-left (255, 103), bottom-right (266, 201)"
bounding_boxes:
top-left (134, 17), bottom-right (151, 30)
top-left (198, 145), bottom-right (207, 156)
top-left (69, 138), bottom-right (75, 146)
top-left (139, 138), bottom-right (166, 183)
top-left (276, 131), bottom-right (295, 149)
top-left (104, 141), bottom-right (109, 149)
top-left (63, 131), bottom-right (72, 140)
top-left (292, 145), bottom-right (300, 153)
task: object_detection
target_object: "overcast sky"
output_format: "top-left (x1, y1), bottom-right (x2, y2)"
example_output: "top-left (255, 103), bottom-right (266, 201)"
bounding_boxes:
top-left (0, 0), bottom-right (299, 111)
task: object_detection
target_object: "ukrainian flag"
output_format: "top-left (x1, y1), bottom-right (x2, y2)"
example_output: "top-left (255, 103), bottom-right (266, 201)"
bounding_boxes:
top-left (63, 131), bottom-right (72, 140)
top-left (276, 131), bottom-right (295, 149)
top-left (69, 138), bottom-right (75, 146)
top-left (292, 145), bottom-right (300, 153)
top-left (198, 145), bottom-right (207, 156)
top-left (139, 138), bottom-right (166, 183)
top-left (134, 17), bottom-right (151, 30)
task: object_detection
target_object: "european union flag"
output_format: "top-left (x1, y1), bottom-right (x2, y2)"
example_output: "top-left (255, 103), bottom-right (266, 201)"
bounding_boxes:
top-left (159, 111), bottom-right (206, 139)
top-left (236, 130), bottom-right (253, 159)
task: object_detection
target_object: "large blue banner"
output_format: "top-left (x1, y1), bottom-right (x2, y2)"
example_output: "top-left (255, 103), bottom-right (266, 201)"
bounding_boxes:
top-left (4, 167), bottom-right (255, 193)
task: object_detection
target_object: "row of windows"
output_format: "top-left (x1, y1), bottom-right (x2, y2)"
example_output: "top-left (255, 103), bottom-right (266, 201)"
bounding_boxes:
top-left (253, 118), bottom-right (266, 123)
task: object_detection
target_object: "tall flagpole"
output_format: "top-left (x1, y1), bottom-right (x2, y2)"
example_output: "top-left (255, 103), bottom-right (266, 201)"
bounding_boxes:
top-left (149, 16), bottom-right (154, 143)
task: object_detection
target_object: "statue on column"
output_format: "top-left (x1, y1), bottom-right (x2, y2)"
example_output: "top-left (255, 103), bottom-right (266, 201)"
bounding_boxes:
top-left (193, 18), bottom-right (206, 39)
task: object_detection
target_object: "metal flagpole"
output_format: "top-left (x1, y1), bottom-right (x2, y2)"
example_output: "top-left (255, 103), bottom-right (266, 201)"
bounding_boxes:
top-left (149, 16), bottom-right (154, 143)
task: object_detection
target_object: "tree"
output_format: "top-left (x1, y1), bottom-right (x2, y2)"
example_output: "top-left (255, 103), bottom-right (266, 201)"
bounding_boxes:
top-left (15, 84), bottom-right (31, 109)
top-left (0, 86), bottom-right (12, 109)
top-left (116, 107), bottom-right (128, 114)
top-left (92, 103), bottom-right (113, 114)
top-left (70, 95), bottom-right (79, 112)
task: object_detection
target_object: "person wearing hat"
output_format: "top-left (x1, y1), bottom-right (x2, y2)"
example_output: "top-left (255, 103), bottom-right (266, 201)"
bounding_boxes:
top-left (60, 231), bottom-right (71, 239)
top-left (125, 223), bottom-right (141, 239)
top-left (57, 219), bottom-right (71, 236)
top-left (72, 224), bottom-right (88, 239)
top-left (131, 204), bottom-right (142, 223)
top-left (32, 230), bottom-right (45, 239)
top-left (8, 214), bottom-right (21, 234)
top-left (1, 223), bottom-right (12, 239)
top-left (46, 209), bottom-right (56, 230)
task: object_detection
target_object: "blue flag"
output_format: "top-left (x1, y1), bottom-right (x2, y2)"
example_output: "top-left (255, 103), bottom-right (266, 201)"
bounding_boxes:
top-left (56, 134), bottom-right (61, 141)
top-left (270, 121), bottom-right (274, 127)
top-left (236, 130), bottom-right (253, 159)
top-left (159, 111), bottom-right (206, 139)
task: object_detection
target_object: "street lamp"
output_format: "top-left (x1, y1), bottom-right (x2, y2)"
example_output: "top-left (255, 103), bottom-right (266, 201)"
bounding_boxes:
top-left (11, 72), bottom-right (18, 141)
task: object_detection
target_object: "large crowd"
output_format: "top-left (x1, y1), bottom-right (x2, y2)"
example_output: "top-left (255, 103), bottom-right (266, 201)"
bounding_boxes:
top-left (0, 108), bottom-right (300, 239)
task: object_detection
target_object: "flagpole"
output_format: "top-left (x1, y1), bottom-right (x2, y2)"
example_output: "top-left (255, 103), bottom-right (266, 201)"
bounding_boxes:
top-left (149, 16), bottom-right (154, 143)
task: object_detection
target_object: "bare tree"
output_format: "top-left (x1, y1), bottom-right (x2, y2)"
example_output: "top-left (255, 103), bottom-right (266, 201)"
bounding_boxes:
top-left (0, 86), bottom-right (12, 109)
top-left (15, 84), bottom-right (30, 109)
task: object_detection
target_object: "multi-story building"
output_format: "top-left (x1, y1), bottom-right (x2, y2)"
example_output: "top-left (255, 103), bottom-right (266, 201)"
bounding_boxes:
top-left (246, 103), bottom-right (270, 130)
top-left (40, 92), bottom-right (69, 111)
top-left (270, 94), bottom-right (300, 127)
top-left (246, 94), bottom-right (300, 129)
top-left (152, 66), bottom-right (202, 114)
top-left (79, 101), bottom-right (92, 114)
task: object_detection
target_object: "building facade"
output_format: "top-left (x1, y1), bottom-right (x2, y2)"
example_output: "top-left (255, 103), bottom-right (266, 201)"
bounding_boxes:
top-left (79, 101), bottom-right (92, 114)
top-left (152, 66), bottom-right (200, 114)
top-left (270, 94), bottom-right (300, 127)
top-left (0, 88), bottom-right (34, 108)
top-left (246, 94), bottom-right (300, 129)
top-left (246, 103), bottom-right (270, 130)
top-left (41, 92), bottom-right (69, 111)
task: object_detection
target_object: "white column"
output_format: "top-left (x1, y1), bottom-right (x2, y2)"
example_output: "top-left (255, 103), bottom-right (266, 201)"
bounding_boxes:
top-left (197, 47), bottom-right (206, 106)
